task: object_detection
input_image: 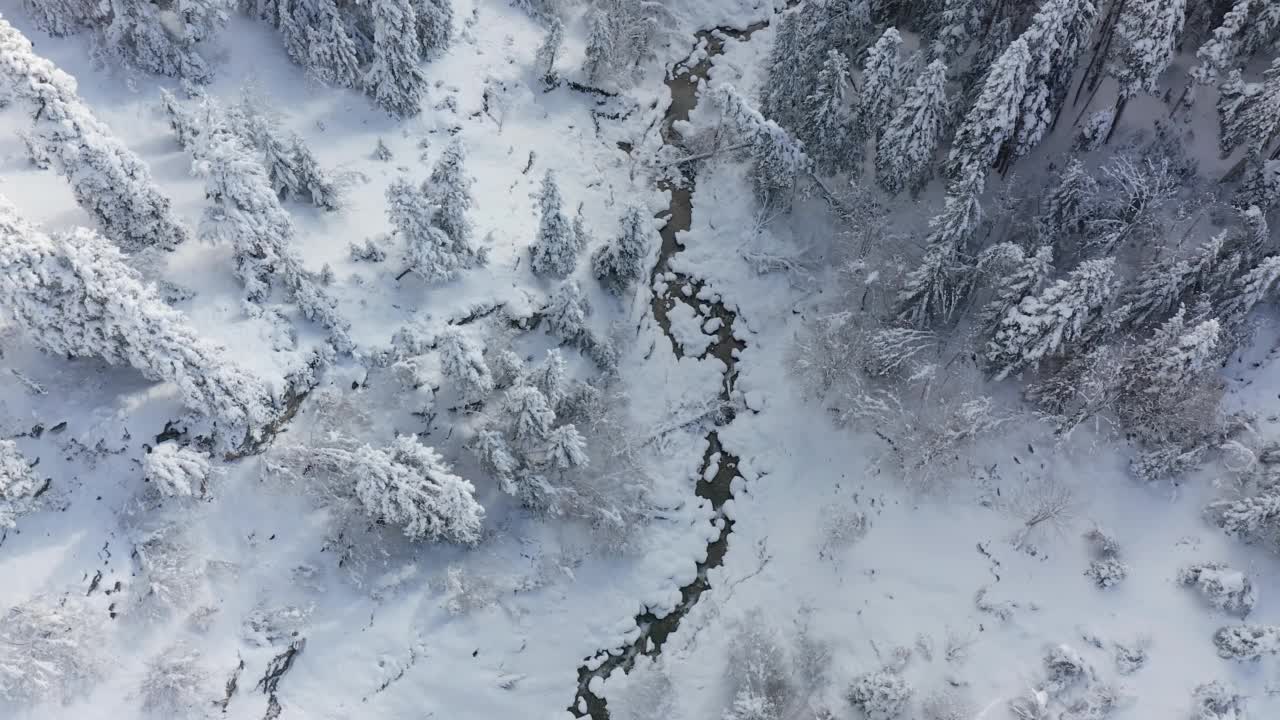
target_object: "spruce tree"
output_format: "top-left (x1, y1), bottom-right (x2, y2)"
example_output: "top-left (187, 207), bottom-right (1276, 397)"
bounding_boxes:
top-left (1219, 58), bottom-right (1280, 156)
top-left (411, 0), bottom-right (453, 59)
top-left (437, 327), bottom-right (495, 405)
top-left (102, 0), bottom-right (230, 81)
top-left (305, 0), bottom-right (361, 89)
top-left (530, 171), bottom-right (581, 277)
top-left (507, 384), bottom-right (556, 449)
top-left (1225, 255), bottom-right (1280, 326)
top-left (876, 59), bottom-right (948, 195)
top-left (365, 0), bottom-right (428, 117)
top-left (947, 37), bottom-right (1031, 179)
top-left (535, 18), bottom-right (565, 87)
top-left (546, 424), bottom-right (588, 470)
top-left (350, 435), bottom-right (484, 543)
top-left (291, 137), bottom-right (340, 210)
top-left (856, 27), bottom-right (903, 140)
top-left (0, 196), bottom-right (273, 449)
top-left (1107, 0), bottom-right (1187, 101)
top-left (593, 205), bottom-right (654, 294)
top-left (389, 178), bottom-right (462, 283)
top-left (712, 84), bottom-right (813, 198)
top-left (800, 49), bottom-right (856, 175)
top-left (1038, 158), bottom-right (1100, 241)
top-left (425, 138), bottom-right (480, 263)
top-left (545, 280), bottom-right (593, 348)
top-left (897, 175), bottom-right (984, 326)
top-left (1190, 0), bottom-right (1252, 87)
top-left (987, 257), bottom-right (1117, 379)
top-left (1236, 151), bottom-right (1280, 211)
top-left (979, 243), bottom-right (1055, 331)
top-left (1012, 0), bottom-right (1097, 160)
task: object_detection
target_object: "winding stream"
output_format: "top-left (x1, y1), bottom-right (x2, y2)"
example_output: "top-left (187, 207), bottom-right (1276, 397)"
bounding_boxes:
top-left (569, 20), bottom-right (770, 720)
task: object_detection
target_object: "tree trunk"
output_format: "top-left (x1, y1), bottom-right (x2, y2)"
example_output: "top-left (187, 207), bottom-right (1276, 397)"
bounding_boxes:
top-left (1074, 0), bottom-right (1127, 106)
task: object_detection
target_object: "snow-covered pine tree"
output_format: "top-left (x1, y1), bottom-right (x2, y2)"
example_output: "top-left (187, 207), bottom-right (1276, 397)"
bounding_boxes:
top-left (22, 0), bottom-right (101, 37)
top-left (929, 0), bottom-right (986, 62)
top-left (411, 0), bottom-right (453, 59)
top-left (388, 178), bottom-right (461, 282)
top-left (0, 197), bottom-right (274, 449)
top-left (856, 27), bottom-right (903, 140)
top-left (365, 0), bottom-right (428, 117)
top-left (275, 0), bottom-right (314, 64)
top-left (160, 88), bottom-right (203, 149)
top-left (593, 204), bottom-right (654, 294)
top-left (470, 427), bottom-right (519, 493)
top-left (1039, 158), bottom-right (1100, 242)
top-left (506, 384), bottom-right (556, 449)
top-left (1119, 306), bottom-right (1222, 437)
top-left (0, 595), bottom-right (102, 702)
top-left (349, 435), bottom-right (483, 543)
top-left (1107, 0), bottom-right (1186, 124)
top-left (1224, 254), bottom-right (1280, 327)
top-left (800, 49), bottom-right (856, 175)
top-left (1011, 0), bottom-right (1098, 161)
top-left (291, 136), bottom-right (340, 210)
top-left (242, 109), bottom-right (300, 201)
top-left (876, 58), bottom-right (948, 195)
top-left (425, 138), bottom-right (481, 264)
top-left (530, 171), bottom-right (582, 277)
top-left (190, 101), bottom-right (353, 352)
top-left (978, 243), bottom-right (1055, 331)
top-left (1190, 0), bottom-right (1253, 88)
top-left (1241, 0), bottom-right (1280, 58)
top-left (987, 257), bottom-right (1117, 379)
top-left (581, 0), bottom-right (672, 85)
top-left (535, 18), bottom-right (565, 87)
top-left (1219, 58), bottom-right (1280, 156)
top-left (0, 18), bottom-right (191, 251)
top-left (947, 37), bottom-right (1031, 178)
top-left (761, 0), bottom-right (872, 132)
top-left (1236, 149), bottom-right (1280, 211)
top-left (305, 0), bottom-right (361, 88)
top-left (527, 349), bottom-right (568, 408)
top-left (437, 326), bottom-right (495, 405)
top-left (546, 424), bottom-right (588, 470)
top-left (712, 84), bottom-right (813, 198)
top-left (545, 280), bottom-right (593, 348)
top-left (100, 0), bottom-right (232, 81)
top-left (144, 442), bottom-right (214, 498)
top-left (897, 174), bottom-right (984, 326)
top-left (0, 439), bottom-right (39, 530)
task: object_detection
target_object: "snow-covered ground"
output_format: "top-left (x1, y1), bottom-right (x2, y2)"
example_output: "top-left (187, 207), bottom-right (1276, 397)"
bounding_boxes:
top-left (3, 1), bottom-right (1280, 720)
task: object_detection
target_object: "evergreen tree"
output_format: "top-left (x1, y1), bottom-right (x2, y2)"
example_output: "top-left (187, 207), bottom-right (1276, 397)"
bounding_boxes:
top-left (1236, 149), bottom-right (1280, 211)
top-left (291, 136), bottom-right (340, 210)
top-left (1012, 0), bottom-right (1098, 160)
top-left (527, 350), bottom-right (568, 408)
top-left (0, 18), bottom-right (191, 251)
top-left (388, 178), bottom-right (463, 282)
top-left (947, 37), bottom-right (1031, 178)
top-left (546, 424), bottom-right (588, 470)
top-left (0, 439), bottom-right (39, 530)
top-left (22, 0), bottom-right (101, 37)
top-left (506, 384), bottom-right (556, 449)
top-left (1107, 0), bottom-right (1187, 101)
top-left (1039, 158), bottom-right (1100, 241)
top-left (800, 49), bottom-right (856, 175)
top-left (545, 280), bottom-right (593, 348)
top-left (1190, 0), bottom-right (1252, 87)
top-left (425, 138), bottom-right (480, 262)
top-left (897, 175), bottom-right (984, 326)
top-left (437, 327), bottom-right (495, 405)
top-left (365, 0), bottom-right (428, 117)
top-left (159, 88), bottom-right (202, 149)
top-left (856, 27), bottom-right (904, 140)
top-left (102, 0), bottom-right (231, 81)
top-left (243, 110), bottom-right (300, 202)
top-left (581, 0), bottom-right (671, 85)
top-left (411, 0), bottom-right (453, 59)
top-left (350, 435), bottom-right (484, 543)
top-left (761, 0), bottom-right (872, 132)
top-left (0, 197), bottom-right (274, 449)
top-left (987, 257), bottom-right (1117, 379)
top-left (470, 427), bottom-right (518, 494)
top-left (1123, 306), bottom-right (1222, 406)
top-left (530, 171), bottom-right (582, 277)
top-left (712, 84), bottom-right (813, 198)
top-left (929, 0), bottom-right (986, 62)
top-left (876, 59), bottom-right (948, 195)
top-left (1225, 254), bottom-right (1280, 325)
top-left (593, 204), bottom-right (654, 294)
top-left (305, 0), bottom-right (361, 88)
top-left (535, 18), bottom-right (565, 87)
top-left (979, 243), bottom-right (1055, 331)
top-left (1219, 58), bottom-right (1280, 156)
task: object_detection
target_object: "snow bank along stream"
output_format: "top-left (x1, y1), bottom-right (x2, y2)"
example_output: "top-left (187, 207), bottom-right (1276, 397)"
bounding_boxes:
top-left (569, 19), bottom-right (768, 720)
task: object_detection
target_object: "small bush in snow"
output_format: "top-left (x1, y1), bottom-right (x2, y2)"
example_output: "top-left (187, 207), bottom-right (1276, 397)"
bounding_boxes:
top-left (435, 565), bottom-right (497, 616)
top-left (1061, 683), bottom-right (1127, 720)
top-left (1207, 492), bottom-right (1280, 550)
top-left (140, 643), bottom-right (208, 715)
top-left (846, 670), bottom-right (913, 720)
top-left (1214, 624), bottom-right (1280, 660)
top-left (1192, 680), bottom-right (1246, 720)
top-left (723, 686), bottom-right (780, 720)
top-left (1179, 563), bottom-right (1256, 617)
top-left (1083, 527), bottom-right (1121, 558)
top-left (0, 595), bottom-right (102, 702)
top-left (144, 442), bottom-right (214, 499)
top-left (1084, 557), bottom-right (1129, 589)
top-left (1113, 639), bottom-right (1148, 675)
top-left (1043, 645), bottom-right (1091, 696)
top-left (0, 439), bottom-right (39, 529)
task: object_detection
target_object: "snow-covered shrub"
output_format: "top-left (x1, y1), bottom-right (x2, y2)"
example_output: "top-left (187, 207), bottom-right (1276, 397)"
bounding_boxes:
top-left (1113, 639), bottom-right (1148, 675)
top-left (1061, 683), bottom-right (1127, 720)
top-left (1009, 476), bottom-right (1078, 549)
top-left (846, 670), bottom-right (912, 720)
top-left (144, 443), bottom-right (214, 499)
top-left (0, 439), bottom-right (39, 529)
top-left (437, 326), bottom-right (495, 405)
top-left (1083, 526), bottom-right (1121, 558)
top-left (1043, 645), bottom-right (1091, 696)
top-left (1179, 563), bottom-right (1256, 617)
top-left (1214, 624), bottom-right (1280, 660)
top-left (818, 503), bottom-right (869, 556)
top-left (0, 199), bottom-right (273, 450)
top-left (1192, 680), bottom-right (1246, 720)
top-left (1085, 557), bottom-right (1129, 589)
top-left (723, 687), bottom-right (780, 720)
top-left (436, 564), bottom-right (497, 615)
top-left (0, 595), bottom-right (103, 702)
top-left (134, 523), bottom-right (205, 613)
top-left (140, 643), bottom-right (209, 716)
top-left (921, 688), bottom-right (974, 720)
top-left (1207, 492), bottom-right (1280, 550)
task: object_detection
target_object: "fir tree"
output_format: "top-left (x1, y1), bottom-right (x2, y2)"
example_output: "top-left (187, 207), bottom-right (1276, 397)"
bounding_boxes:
top-left (412, 0), bottom-right (453, 59)
top-left (437, 327), bottom-right (495, 405)
top-left (305, 0), bottom-right (361, 88)
top-left (1225, 254), bottom-right (1280, 326)
top-left (546, 424), bottom-right (588, 470)
top-left (530, 171), bottom-right (582, 277)
top-left (978, 243), bottom-right (1055, 331)
top-left (389, 178), bottom-right (463, 282)
top-left (545, 280), bottom-right (593, 348)
top-left (425, 138), bottom-right (480, 262)
top-left (1012, 0), bottom-right (1098, 160)
top-left (760, 2), bottom-right (824, 130)
top-left (581, 0), bottom-right (671, 85)
top-left (1236, 149), bottom-right (1280, 211)
top-left (0, 439), bottom-right (39, 530)
top-left (0, 197), bottom-right (273, 449)
top-left (593, 204), bottom-right (654, 294)
top-left (22, 0), bottom-right (101, 37)
top-left (947, 37), bottom-right (1031, 178)
top-left (1123, 306), bottom-right (1221, 406)
top-left (856, 27), bottom-right (904, 140)
top-left (1107, 0), bottom-right (1187, 101)
top-left (987, 257), bottom-right (1117, 379)
top-left (470, 427), bottom-right (518, 494)
top-left (535, 18), bottom-right (564, 87)
top-left (1219, 58), bottom-right (1280, 156)
top-left (876, 58), bottom-right (948, 195)
top-left (712, 84), bottom-right (813, 198)
top-left (365, 0), bottom-right (428, 117)
top-left (1039, 158), bottom-right (1100, 241)
top-left (897, 175), bottom-right (984, 326)
top-left (1190, 0), bottom-right (1252, 87)
top-left (0, 18), bottom-right (191, 251)
top-left (291, 136), bottom-right (340, 210)
top-left (102, 0), bottom-right (231, 81)
top-left (351, 435), bottom-right (484, 543)
top-left (506, 384), bottom-right (556, 449)
top-left (527, 350), bottom-right (568, 408)
top-left (800, 49), bottom-right (856, 175)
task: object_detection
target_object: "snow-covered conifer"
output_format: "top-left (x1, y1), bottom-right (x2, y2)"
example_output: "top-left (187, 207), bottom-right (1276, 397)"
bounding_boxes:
top-left (546, 424), bottom-right (588, 470)
top-left (1127, 307), bottom-right (1221, 395)
top-left (580, 0), bottom-right (672, 85)
top-left (470, 427), bottom-right (518, 493)
top-left (897, 175), bottom-right (983, 326)
top-left (144, 442), bottom-right (214, 499)
top-left (800, 49), bottom-right (855, 175)
top-left (1190, 0), bottom-right (1253, 87)
top-left (1218, 58), bottom-right (1280, 156)
top-left (1039, 158), bottom-right (1099, 241)
top-left (531, 171), bottom-right (582, 277)
top-left (1107, 0), bottom-right (1186, 100)
top-left (1225, 255), bottom-right (1280, 325)
top-left (506, 384), bottom-right (556, 448)
top-left (535, 18), bottom-right (564, 87)
top-left (0, 197), bottom-right (274, 448)
top-left (0, 440), bottom-right (38, 529)
top-left (437, 326), bottom-right (495, 405)
top-left (1209, 491), bottom-right (1280, 549)
top-left (140, 643), bottom-right (208, 715)
top-left (528, 349), bottom-right (568, 407)
top-left (0, 596), bottom-right (102, 702)
top-left (0, 18), bottom-right (191, 251)
top-left (1191, 680), bottom-right (1246, 720)
top-left (1179, 562), bottom-right (1256, 617)
top-left (979, 244), bottom-right (1054, 331)
top-left (1012, 0), bottom-right (1097, 160)
top-left (101, 0), bottom-right (231, 81)
top-left (545, 280), bottom-right (592, 348)
top-left (365, 0), bottom-right (428, 117)
top-left (947, 37), bottom-right (1031, 178)
top-left (425, 138), bottom-right (480, 262)
top-left (350, 435), bottom-right (483, 543)
top-left (305, 0), bottom-right (361, 88)
top-left (876, 58), bottom-right (947, 194)
top-left (291, 136), bottom-right (340, 210)
top-left (846, 670), bottom-right (912, 720)
top-left (1236, 151), bottom-right (1280, 211)
top-left (411, 0), bottom-right (453, 59)
top-left (593, 204), bottom-right (654, 294)
top-left (987, 257), bottom-right (1117, 379)
top-left (1214, 624), bottom-right (1280, 660)
top-left (712, 84), bottom-right (813, 197)
top-left (856, 28), bottom-right (903, 140)
top-left (22, 0), bottom-right (100, 37)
